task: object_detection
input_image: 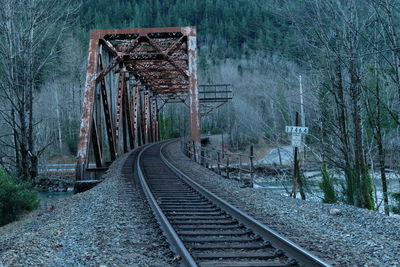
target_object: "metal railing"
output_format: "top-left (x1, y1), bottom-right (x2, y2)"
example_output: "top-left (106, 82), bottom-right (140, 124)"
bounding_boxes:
top-left (181, 139), bottom-right (255, 187)
top-left (198, 84), bottom-right (233, 102)
top-left (38, 163), bottom-right (75, 173)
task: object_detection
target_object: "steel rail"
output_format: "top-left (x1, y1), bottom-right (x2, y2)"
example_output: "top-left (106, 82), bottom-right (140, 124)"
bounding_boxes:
top-left (159, 141), bottom-right (332, 267)
top-left (136, 143), bottom-right (197, 267)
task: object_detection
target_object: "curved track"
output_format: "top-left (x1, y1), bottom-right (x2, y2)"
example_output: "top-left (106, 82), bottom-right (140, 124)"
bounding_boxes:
top-left (136, 141), bottom-right (331, 267)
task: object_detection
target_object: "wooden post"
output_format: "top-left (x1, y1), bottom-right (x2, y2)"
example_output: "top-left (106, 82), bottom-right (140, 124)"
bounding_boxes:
top-left (217, 151), bottom-right (221, 175)
top-left (291, 112), bottom-right (300, 198)
top-left (205, 149), bottom-right (209, 169)
top-left (208, 149), bottom-right (212, 170)
top-left (250, 146), bottom-right (254, 188)
top-left (200, 147), bottom-right (204, 166)
top-left (239, 155), bottom-right (242, 181)
top-left (192, 141), bottom-right (195, 161)
top-left (226, 155), bottom-right (230, 179)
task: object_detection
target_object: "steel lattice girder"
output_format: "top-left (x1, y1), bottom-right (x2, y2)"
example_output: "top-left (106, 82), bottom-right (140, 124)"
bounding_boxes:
top-left (76, 27), bottom-right (200, 180)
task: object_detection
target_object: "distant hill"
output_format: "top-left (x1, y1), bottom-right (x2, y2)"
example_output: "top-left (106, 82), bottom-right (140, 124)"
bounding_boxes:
top-left (77, 0), bottom-right (298, 58)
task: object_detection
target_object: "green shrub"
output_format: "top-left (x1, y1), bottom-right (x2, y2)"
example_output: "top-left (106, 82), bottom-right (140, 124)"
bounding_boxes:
top-left (0, 169), bottom-right (39, 226)
top-left (391, 192), bottom-right (400, 214)
top-left (319, 164), bottom-right (337, 204)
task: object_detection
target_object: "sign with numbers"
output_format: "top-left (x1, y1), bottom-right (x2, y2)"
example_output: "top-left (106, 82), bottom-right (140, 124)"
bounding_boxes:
top-left (285, 126), bottom-right (309, 134)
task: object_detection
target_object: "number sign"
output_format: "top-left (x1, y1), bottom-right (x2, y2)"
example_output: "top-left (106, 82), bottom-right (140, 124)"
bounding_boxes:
top-left (285, 126), bottom-right (309, 134)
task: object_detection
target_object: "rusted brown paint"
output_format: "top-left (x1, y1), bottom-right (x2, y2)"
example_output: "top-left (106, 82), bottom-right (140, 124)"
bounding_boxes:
top-left (151, 96), bottom-right (157, 142)
top-left (77, 38), bottom-right (99, 166)
top-left (124, 82), bottom-right (134, 149)
top-left (95, 56), bottom-right (121, 82)
top-left (133, 84), bottom-right (140, 148)
top-left (91, 117), bottom-right (103, 167)
top-left (98, 54), bottom-right (117, 160)
top-left (90, 27), bottom-right (190, 39)
top-left (99, 38), bottom-right (118, 57)
top-left (144, 91), bottom-right (150, 144)
top-left (188, 30), bottom-right (201, 150)
top-left (114, 73), bottom-right (126, 154)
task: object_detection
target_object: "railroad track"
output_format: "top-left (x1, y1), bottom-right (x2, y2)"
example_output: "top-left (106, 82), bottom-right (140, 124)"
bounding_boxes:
top-left (136, 141), bottom-right (331, 267)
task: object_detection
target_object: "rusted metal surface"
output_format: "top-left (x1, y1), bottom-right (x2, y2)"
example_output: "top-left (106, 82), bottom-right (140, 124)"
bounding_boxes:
top-left (151, 96), bottom-right (158, 142)
top-left (144, 91), bottom-right (150, 144)
top-left (133, 84), bottom-right (140, 148)
top-left (125, 81), bottom-right (134, 150)
top-left (76, 38), bottom-right (99, 180)
top-left (114, 73), bottom-right (125, 155)
top-left (91, 118), bottom-right (103, 167)
top-left (188, 29), bottom-right (200, 159)
top-left (98, 54), bottom-right (117, 160)
top-left (76, 27), bottom-right (200, 180)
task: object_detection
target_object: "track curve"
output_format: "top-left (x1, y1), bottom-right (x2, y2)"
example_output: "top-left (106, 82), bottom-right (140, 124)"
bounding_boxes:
top-left (136, 141), bottom-right (331, 267)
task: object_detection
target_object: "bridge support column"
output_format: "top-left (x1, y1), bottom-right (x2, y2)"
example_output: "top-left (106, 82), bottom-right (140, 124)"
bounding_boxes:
top-left (76, 36), bottom-right (99, 180)
top-left (188, 28), bottom-right (200, 161)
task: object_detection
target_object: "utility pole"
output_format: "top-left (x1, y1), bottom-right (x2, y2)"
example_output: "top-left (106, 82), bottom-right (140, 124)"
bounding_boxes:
top-left (299, 75), bottom-right (305, 127)
top-left (291, 112), bottom-right (300, 199)
top-left (299, 75), bottom-right (306, 161)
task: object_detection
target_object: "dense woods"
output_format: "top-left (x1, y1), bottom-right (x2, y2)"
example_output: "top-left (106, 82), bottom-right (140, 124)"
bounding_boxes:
top-left (0, 0), bottom-right (400, 215)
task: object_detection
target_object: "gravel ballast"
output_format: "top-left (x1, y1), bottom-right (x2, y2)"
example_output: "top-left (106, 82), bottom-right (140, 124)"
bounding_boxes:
top-left (0, 148), bottom-right (175, 266)
top-left (163, 141), bottom-right (400, 267)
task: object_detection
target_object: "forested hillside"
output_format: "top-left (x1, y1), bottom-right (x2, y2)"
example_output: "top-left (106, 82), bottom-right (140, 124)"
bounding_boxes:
top-left (77, 0), bottom-right (297, 58)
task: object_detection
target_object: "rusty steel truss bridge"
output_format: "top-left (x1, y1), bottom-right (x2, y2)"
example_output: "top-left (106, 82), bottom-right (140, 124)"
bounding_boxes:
top-left (75, 27), bottom-right (232, 180)
top-left (72, 27), bottom-right (331, 267)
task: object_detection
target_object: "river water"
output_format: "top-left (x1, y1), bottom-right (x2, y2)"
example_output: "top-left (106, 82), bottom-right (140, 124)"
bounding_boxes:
top-left (255, 171), bottom-right (400, 215)
top-left (38, 191), bottom-right (73, 207)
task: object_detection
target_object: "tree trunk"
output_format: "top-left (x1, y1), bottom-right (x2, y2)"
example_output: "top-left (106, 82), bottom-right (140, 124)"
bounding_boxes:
top-left (55, 88), bottom-right (63, 151)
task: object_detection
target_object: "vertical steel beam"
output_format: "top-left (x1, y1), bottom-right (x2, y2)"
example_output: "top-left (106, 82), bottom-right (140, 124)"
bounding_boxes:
top-left (76, 37), bottom-right (99, 180)
top-left (91, 118), bottom-right (103, 167)
top-left (95, 73), bottom-right (102, 156)
top-left (98, 54), bottom-right (117, 161)
top-left (151, 95), bottom-right (157, 142)
top-left (186, 27), bottom-right (201, 157)
top-left (115, 73), bottom-right (125, 154)
top-left (132, 84), bottom-right (140, 148)
top-left (139, 90), bottom-right (145, 146)
top-left (122, 86), bottom-right (128, 153)
top-left (144, 90), bottom-right (150, 144)
top-left (125, 82), bottom-right (134, 149)
top-left (148, 94), bottom-right (152, 143)
top-left (156, 101), bottom-right (160, 141)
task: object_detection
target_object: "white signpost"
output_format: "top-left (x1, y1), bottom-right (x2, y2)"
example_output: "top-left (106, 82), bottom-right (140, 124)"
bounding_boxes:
top-left (291, 133), bottom-right (302, 147)
top-left (285, 126), bottom-right (309, 148)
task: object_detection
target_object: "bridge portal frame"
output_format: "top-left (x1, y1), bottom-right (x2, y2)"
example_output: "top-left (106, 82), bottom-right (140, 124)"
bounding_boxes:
top-left (76, 27), bottom-right (200, 180)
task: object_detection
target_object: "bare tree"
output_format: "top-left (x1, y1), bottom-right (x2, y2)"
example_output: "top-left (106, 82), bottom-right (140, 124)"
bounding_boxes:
top-left (0, 0), bottom-right (76, 180)
top-left (284, 0), bottom-right (378, 209)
